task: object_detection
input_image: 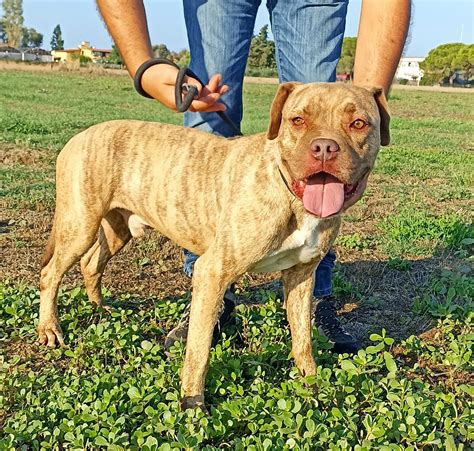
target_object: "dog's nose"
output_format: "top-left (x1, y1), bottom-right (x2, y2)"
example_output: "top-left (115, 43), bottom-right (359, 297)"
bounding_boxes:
top-left (310, 138), bottom-right (340, 160)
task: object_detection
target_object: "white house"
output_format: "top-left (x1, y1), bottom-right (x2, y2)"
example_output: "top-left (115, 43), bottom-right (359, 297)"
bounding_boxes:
top-left (396, 57), bottom-right (425, 84)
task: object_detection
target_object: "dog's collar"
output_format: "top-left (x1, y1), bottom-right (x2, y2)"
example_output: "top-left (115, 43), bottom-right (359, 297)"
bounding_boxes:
top-left (277, 165), bottom-right (297, 199)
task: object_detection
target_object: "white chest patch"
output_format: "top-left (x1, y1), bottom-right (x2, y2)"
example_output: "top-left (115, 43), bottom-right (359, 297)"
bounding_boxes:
top-left (251, 215), bottom-right (322, 273)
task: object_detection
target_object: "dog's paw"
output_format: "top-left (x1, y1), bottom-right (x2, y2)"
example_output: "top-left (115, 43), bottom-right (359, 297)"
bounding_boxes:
top-left (38, 321), bottom-right (64, 347)
top-left (96, 303), bottom-right (113, 314)
top-left (180, 395), bottom-right (208, 414)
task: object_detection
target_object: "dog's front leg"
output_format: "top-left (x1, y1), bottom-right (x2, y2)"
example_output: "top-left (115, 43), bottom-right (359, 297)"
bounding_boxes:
top-left (281, 263), bottom-right (318, 377)
top-left (180, 252), bottom-right (233, 411)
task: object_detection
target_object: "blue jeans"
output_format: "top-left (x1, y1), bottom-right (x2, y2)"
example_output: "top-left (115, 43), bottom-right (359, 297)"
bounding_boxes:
top-left (182, 0), bottom-right (348, 297)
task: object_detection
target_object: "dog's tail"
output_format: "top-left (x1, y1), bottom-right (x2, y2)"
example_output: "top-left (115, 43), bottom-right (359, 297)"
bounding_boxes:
top-left (41, 223), bottom-right (56, 270)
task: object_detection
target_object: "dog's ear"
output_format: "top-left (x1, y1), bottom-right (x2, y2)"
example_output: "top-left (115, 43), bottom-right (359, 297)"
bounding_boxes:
top-left (267, 82), bottom-right (300, 140)
top-left (371, 87), bottom-right (391, 146)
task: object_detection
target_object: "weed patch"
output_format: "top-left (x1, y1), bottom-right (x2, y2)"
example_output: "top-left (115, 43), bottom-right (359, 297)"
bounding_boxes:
top-left (378, 209), bottom-right (472, 258)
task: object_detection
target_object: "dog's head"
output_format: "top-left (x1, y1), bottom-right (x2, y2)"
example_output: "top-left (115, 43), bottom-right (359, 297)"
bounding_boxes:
top-left (267, 82), bottom-right (390, 218)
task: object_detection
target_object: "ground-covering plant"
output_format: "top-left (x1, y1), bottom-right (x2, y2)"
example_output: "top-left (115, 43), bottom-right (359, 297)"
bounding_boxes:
top-left (0, 282), bottom-right (472, 449)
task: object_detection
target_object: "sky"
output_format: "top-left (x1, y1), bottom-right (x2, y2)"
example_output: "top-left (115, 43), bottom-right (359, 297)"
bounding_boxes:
top-left (3, 0), bottom-right (473, 57)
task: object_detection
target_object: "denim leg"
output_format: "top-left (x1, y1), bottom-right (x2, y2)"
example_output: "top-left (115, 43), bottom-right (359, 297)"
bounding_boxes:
top-left (183, 0), bottom-right (261, 137)
top-left (313, 249), bottom-right (336, 297)
top-left (183, 249), bottom-right (199, 278)
top-left (267, 0), bottom-right (348, 83)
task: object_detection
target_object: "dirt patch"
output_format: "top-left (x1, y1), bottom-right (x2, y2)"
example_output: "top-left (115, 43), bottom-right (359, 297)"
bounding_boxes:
top-left (1, 208), bottom-right (188, 296)
top-left (0, 143), bottom-right (53, 167)
top-left (244, 76), bottom-right (474, 94)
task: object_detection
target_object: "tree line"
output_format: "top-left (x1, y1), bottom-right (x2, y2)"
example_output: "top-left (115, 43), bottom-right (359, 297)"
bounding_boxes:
top-left (1, 0), bottom-right (42, 48)
top-left (0, 0), bottom-right (64, 50)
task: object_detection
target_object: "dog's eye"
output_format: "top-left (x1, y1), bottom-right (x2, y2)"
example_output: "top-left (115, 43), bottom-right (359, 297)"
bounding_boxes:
top-left (350, 119), bottom-right (367, 130)
top-left (291, 117), bottom-right (305, 126)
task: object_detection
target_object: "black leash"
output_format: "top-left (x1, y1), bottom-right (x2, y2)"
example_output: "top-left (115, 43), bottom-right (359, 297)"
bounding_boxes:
top-left (134, 58), bottom-right (242, 136)
top-left (277, 166), bottom-right (297, 199)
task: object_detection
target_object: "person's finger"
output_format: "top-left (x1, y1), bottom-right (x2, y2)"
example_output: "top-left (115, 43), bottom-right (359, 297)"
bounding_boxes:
top-left (216, 84), bottom-right (229, 95)
top-left (189, 103), bottom-right (227, 113)
top-left (201, 74), bottom-right (229, 97)
top-left (201, 83), bottom-right (229, 97)
top-left (189, 98), bottom-right (227, 111)
top-left (206, 73), bottom-right (222, 94)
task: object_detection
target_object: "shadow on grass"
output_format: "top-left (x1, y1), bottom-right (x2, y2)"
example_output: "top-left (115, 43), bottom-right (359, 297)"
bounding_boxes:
top-left (238, 251), bottom-right (471, 347)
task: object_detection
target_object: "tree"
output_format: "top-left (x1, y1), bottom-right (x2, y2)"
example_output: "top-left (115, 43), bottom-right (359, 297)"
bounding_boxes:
top-left (450, 44), bottom-right (474, 79)
top-left (50, 24), bottom-right (64, 50)
top-left (153, 43), bottom-right (172, 60)
top-left (336, 37), bottom-right (357, 75)
top-left (420, 43), bottom-right (474, 85)
top-left (152, 43), bottom-right (187, 65)
top-left (176, 49), bottom-right (190, 68)
top-left (0, 20), bottom-right (6, 43)
top-left (2, 0), bottom-right (24, 48)
top-left (106, 44), bottom-right (123, 65)
top-left (247, 25), bottom-right (276, 71)
top-left (22, 27), bottom-right (43, 48)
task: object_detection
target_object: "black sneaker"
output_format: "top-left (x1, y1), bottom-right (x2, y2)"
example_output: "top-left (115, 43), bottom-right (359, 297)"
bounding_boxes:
top-left (313, 296), bottom-right (362, 354)
top-left (164, 287), bottom-right (236, 352)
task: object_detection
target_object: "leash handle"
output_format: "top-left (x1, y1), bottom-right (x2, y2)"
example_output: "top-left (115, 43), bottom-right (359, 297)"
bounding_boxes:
top-left (134, 58), bottom-right (179, 99)
top-left (175, 66), bottom-right (200, 112)
top-left (134, 57), bottom-right (201, 111)
top-left (134, 57), bottom-right (242, 135)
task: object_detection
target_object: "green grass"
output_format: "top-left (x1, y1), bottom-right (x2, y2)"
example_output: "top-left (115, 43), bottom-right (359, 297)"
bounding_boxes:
top-left (0, 71), bottom-right (275, 150)
top-left (0, 164), bottom-right (55, 210)
top-left (0, 71), bottom-right (181, 150)
top-left (378, 209), bottom-right (473, 258)
top-left (1, 69), bottom-right (473, 448)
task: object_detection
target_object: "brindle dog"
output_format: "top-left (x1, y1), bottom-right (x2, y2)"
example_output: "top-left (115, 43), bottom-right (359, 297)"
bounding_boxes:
top-left (38, 83), bottom-right (390, 410)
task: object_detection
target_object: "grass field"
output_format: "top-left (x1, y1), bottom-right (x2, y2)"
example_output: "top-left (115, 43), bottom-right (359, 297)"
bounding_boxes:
top-left (0, 68), bottom-right (473, 449)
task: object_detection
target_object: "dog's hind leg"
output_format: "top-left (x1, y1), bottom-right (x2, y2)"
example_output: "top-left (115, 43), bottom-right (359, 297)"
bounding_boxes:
top-left (38, 217), bottom-right (102, 347)
top-left (80, 209), bottom-right (132, 308)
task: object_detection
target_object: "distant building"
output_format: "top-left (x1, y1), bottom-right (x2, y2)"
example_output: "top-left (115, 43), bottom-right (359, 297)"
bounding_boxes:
top-left (51, 41), bottom-right (112, 63)
top-left (396, 57), bottom-right (425, 84)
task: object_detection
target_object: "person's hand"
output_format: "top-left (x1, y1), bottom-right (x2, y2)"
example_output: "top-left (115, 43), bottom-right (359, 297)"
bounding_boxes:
top-left (140, 63), bottom-right (229, 113)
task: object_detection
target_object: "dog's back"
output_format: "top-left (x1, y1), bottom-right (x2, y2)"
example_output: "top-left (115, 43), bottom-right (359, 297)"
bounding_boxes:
top-left (54, 120), bottom-right (269, 254)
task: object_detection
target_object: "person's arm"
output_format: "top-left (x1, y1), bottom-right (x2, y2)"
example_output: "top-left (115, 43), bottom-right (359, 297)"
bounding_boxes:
top-left (353, 0), bottom-right (411, 95)
top-left (96, 0), bottom-right (228, 112)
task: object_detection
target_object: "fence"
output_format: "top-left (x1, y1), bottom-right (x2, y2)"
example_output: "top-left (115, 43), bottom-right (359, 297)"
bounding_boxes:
top-left (0, 52), bottom-right (52, 63)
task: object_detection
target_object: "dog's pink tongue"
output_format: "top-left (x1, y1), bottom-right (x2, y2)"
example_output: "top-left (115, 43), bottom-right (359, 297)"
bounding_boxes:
top-left (303, 173), bottom-right (345, 217)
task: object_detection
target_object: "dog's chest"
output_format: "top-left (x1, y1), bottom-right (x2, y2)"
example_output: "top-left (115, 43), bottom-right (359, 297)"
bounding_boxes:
top-left (251, 215), bottom-right (322, 273)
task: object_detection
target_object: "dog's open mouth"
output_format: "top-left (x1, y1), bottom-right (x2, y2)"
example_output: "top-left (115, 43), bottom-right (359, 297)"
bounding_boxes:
top-left (292, 172), bottom-right (360, 218)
